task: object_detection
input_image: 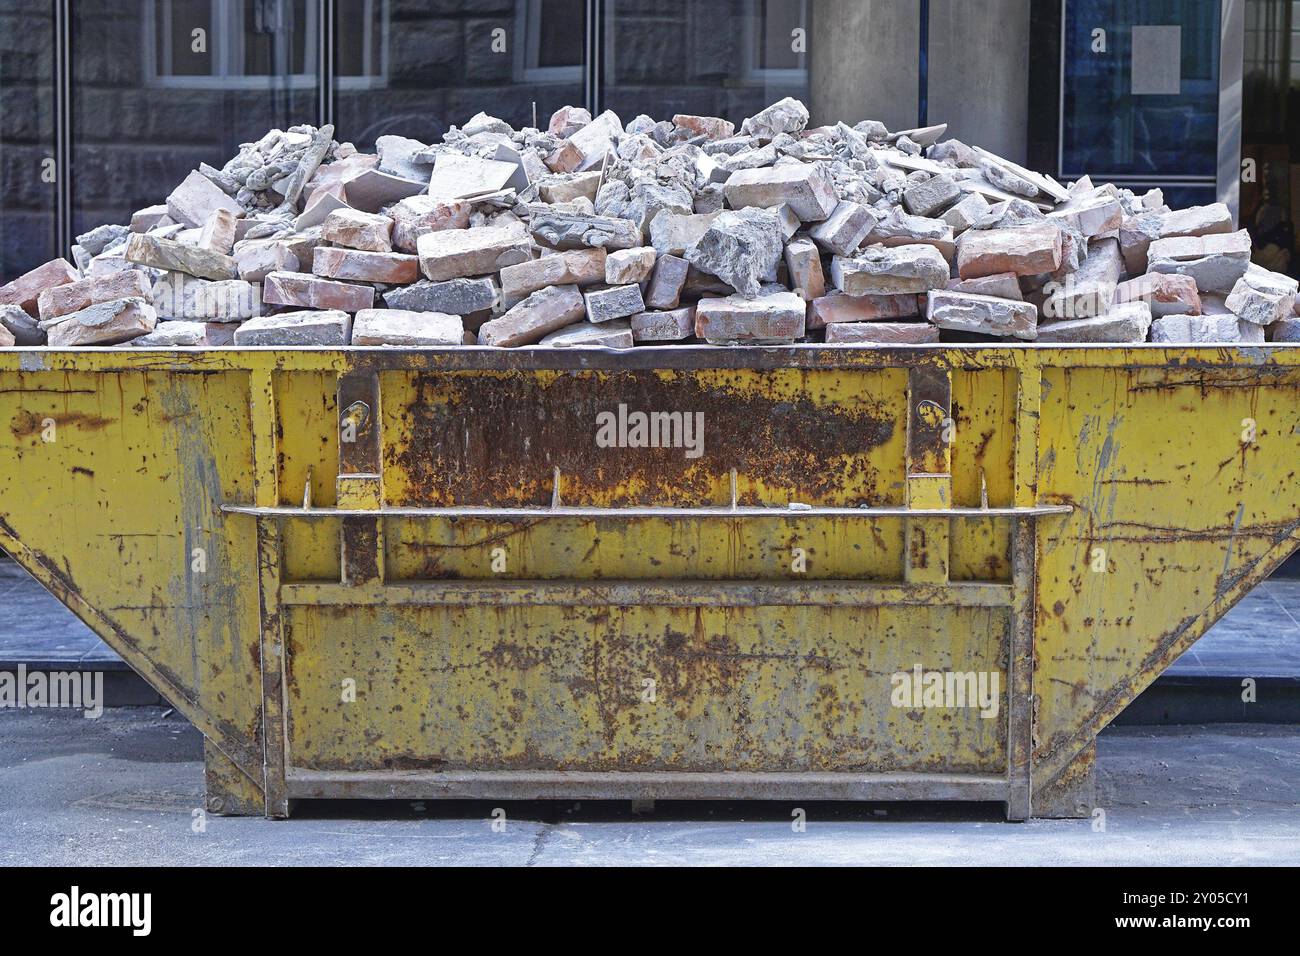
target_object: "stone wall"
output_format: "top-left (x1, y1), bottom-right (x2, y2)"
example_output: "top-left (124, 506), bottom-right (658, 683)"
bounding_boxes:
top-left (927, 0), bottom-right (1031, 163)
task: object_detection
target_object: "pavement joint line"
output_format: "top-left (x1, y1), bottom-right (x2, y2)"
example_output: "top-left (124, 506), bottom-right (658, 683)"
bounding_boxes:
top-left (1267, 585), bottom-right (1300, 629)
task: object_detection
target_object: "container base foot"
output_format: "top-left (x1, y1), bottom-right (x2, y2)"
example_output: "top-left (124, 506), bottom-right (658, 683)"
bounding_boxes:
top-left (203, 738), bottom-right (265, 816)
top-left (1031, 742), bottom-right (1097, 819)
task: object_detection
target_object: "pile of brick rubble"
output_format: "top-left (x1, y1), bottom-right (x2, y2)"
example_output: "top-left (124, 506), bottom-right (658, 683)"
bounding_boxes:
top-left (1, 97), bottom-right (1297, 349)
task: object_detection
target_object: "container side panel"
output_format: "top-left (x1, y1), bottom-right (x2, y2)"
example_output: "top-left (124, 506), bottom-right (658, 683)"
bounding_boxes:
top-left (275, 370), bottom-right (339, 508)
top-left (1034, 363), bottom-right (1300, 787)
top-left (284, 603), bottom-right (1009, 774)
top-left (0, 369), bottom-right (265, 779)
top-left (384, 516), bottom-right (907, 581)
top-left (380, 368), bottom-right (910, 509)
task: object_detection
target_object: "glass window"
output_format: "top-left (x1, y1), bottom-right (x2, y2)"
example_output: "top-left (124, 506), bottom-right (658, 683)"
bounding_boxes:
top-left (1240, 0), bottom-right (1297, 278)
top-left (155, 0), bottom-right (216, 77)
top-left (753, 0), bottom-right (807, 74)
top-left (1061, 0), bottom-right (1221, 182)
top-left (529, 0), bottom-right (585, 74)
top-left (336, 0), bottom-right (386, 82)
top-left (144, 0), bottom-right (316, 89)
top-left (71, 0), bottom-right (319, 240)
top-left (334, 0), bottom-right (587, 152)
top-left (240, 0), bottom-right (312, 77)
top-left (0, 0), bottom-right (57, 281)
top-left (600, 0), bottom-right (808, 124)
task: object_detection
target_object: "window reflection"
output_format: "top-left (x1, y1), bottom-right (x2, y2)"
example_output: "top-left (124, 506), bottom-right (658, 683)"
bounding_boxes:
top-left (6, 0), bottom-right (827, 283)
top-left (0, 0), bottom-right (56, 279)
top-left (72, 0), bottom-right (317, 240)
top-left (1061, 0), bottom-right (1220, 184)
top-left (600, 0), bottom-right (808, 127)
top-left (334, 0), bottom-right (586, 150)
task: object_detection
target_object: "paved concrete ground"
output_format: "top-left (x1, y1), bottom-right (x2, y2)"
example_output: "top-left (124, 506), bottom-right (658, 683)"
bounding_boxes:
top-left (0, 708), bottom-right (1295, 866)
top-left (1166, 578), bottom-right (1300, 678)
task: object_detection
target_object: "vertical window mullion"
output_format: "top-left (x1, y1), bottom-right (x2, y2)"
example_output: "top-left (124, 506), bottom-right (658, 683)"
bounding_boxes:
top-left (214, 0), bottom-right (226, 79)
top-left (587, 0), bottom-right (599, 116)
top-left (318, 0), bottom-right (329, 127)
top-left (918, 0), bottom-right (929, 128)
top-left (54, 0), bottom-right (71, 259)
top-left (162, 0), bottom-right (173, 74)
top-left (324, 0), bottom-right (336, 127)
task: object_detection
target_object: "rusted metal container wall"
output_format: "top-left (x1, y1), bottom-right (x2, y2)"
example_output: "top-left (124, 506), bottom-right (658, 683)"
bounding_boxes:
top-left (0, 345), bottom-right (1296, 818)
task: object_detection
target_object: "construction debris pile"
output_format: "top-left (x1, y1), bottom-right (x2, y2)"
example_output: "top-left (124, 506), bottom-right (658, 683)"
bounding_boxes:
top-left (2, 99), bottom-right (1298, 349)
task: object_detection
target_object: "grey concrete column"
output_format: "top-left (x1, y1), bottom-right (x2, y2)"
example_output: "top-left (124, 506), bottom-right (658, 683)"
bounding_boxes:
top-left (927, 0), bottom-right (1032, 163)
top-left (810, 0), bottom-right (920, 133)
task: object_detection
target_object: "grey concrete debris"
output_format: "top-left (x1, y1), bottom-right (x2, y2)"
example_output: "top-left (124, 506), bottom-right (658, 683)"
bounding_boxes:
top-left (785, 238), bottom-right (827, 301)
top-left (605, 247), bottom-right (657, 285)
top-left (903, 174), bottom-right (961, 218)
top-left (503, 249), bottom-right (605, 306)
top-left (927, 290), bottom-right (1038, 340)
top-left (125, 234), bottom-right (238, 281)
top-left (584, 284), bottom-right (646, 324)
top-left (723, 163), bottom-right (837, 222)
top-left (695, 291), bottom-right (806, 344)
top-left (1035, 303), bottom-right (1153, 343)
top-left (76, 224), bottom-right (130, 257)
top-left (644, 254), bottom-right (690, 310)
top-left (1043, 237), bottom-right (1123, 320)
top-left (45, 297), bottom-right (157, 346)
top-left (352, 308), bottom-right (463, 346)
top-left (943, 192), bottom-right (991, 235)
top-left (166, 171), bottom-right (243, 229)
top-left (11, 97), bottom-right (1276, 351)
top-left (1224, 266), bottom-right (1298, 326)
top-left (417, 225), bottom-right (531, 282)
top-left (129, 321), bottom-right (210, 347)
top-left (233, 309), bottom-right (352, 346)
top-left (1269, 317), bottom-right (1300, 342)
top-left (539, 319), bottom-right (634, 349)
top-left (1146, 230), bottom-right (1252, 295)
top-left (375, 135), bottom-right (431, 182)
top-left (648, 211), bottom-right (719, 257)
top-left (832, 244), bottom-right (950, 295)
top-left (825, 321), bottom-right (940, 344)
top-left (1, 303), bottom-right (46, 344)
top-left (478, 284), bottom-right (586, 347)
top-left (1151, 314), bottom-right (1254, 344)
top-left (631, 307), bottom-right (694, 342)
top-left (685, 208), bottom-right (784, 297)
top-left (809, 201), bottom-right (878, 257)
top-left (741, 97), bottom-right (810, 139)
top-left (384, 277), bottom-right (499, 316)
top-left (529, 212), bottom-right (643, 251)
top-left (151, 274), bottom-right (263, 321)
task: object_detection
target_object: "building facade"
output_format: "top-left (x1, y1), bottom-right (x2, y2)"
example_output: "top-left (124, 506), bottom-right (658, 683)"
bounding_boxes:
top-left (0, 1), bottom-right (1292, 283)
